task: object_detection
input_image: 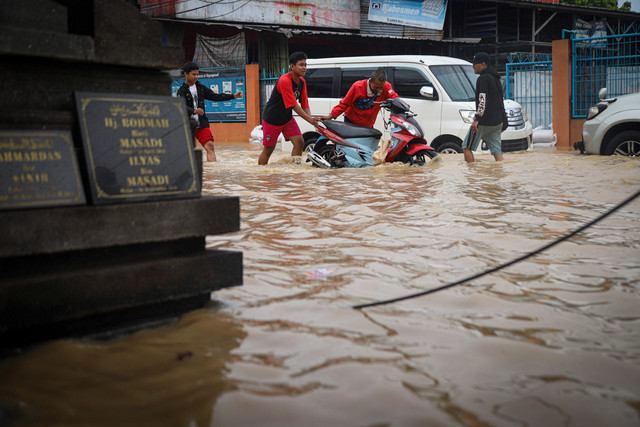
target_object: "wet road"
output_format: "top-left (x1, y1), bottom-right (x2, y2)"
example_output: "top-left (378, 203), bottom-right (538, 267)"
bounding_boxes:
top-left (1, 144), bottom-right (639, 426)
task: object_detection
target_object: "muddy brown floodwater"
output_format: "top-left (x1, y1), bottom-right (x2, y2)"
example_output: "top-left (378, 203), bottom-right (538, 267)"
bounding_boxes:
top-left (1, 143), bottom-right (639, 427)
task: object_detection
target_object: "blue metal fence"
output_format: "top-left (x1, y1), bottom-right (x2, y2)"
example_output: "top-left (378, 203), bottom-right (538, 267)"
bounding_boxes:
top-left (505, 54), bottom-right (553, 131)
top-left (259, 69), bottom-right (286, 120)
top-left (569, 32), bottom-right (640, 118)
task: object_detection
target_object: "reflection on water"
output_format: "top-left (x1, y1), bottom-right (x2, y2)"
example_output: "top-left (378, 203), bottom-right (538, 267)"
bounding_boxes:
top-left (1, 143), bottom-right (639, 427)
top-left (0, 308), bottom-right (245, 426)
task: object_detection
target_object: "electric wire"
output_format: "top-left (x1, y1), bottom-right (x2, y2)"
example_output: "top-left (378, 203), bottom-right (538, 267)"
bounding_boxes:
top-left (353, 188), bottom-right (640, 310)
top-left (140, 0), bottom-right (190, 11)
top-left (144, 0), bottom-right (252, 19)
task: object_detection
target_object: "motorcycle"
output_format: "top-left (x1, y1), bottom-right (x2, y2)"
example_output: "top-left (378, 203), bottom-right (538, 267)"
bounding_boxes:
top-left (305, 98), bottom-right (439, 168)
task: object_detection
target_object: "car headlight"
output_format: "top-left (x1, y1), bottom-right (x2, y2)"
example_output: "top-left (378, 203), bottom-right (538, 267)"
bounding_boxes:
top-left (521, 108), bottom-right (528, 123)
top-left (586, 103), bottom-right (608, 120)
top-left (459, 110), bottom-right (476, 124)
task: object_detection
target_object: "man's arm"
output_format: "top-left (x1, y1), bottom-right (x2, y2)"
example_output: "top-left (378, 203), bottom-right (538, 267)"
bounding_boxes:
top-left (294, 105), bottom-right (318, 126)
top-left (471, 76), bottom-right (489, 132)
top-left (201, 83), bottom-right (236, 102)
top-left (386, 82), bottom-right (399, 100)
top-left (474, 76), bottom-right (488, 120)
top-left (176, 86), bottom-right (195, 116)
top-left (330, 83), bottom-right (358, 119)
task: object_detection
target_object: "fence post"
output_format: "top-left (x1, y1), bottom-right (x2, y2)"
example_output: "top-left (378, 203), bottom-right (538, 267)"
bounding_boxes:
top-left (552, 38), bottom-right (572, 148)
top-left (246, 64), bottom-right (260, 134)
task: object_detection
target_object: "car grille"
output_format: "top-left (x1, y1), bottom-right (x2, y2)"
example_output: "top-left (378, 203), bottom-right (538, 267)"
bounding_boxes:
top-left (506, 109), bottom-right (525, 129)
top-left (502, 137), bottom-right (529, 152)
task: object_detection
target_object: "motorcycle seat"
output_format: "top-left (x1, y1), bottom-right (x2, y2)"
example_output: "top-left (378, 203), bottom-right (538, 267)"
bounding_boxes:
top-left (322, 120), bottom-right (382, 139)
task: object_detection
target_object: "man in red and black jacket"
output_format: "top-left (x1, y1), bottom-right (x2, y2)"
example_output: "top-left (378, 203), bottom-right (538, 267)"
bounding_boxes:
top-left (177, 61), bottom-right (243, 162)
top-left (322, 69), bottom-right (399, 128)
top-left (259, 52), bottom-right (319, 165)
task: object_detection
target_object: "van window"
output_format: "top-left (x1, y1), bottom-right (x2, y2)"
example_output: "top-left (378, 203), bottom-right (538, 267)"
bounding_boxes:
top-left (393, 67), bottom-right (433, 98)
top-left (429, 65), bottom-right (478, 102)
top-left (340, 68), bottom-right (378, 97)
top-left (304, 68), bottom-right (334, 98)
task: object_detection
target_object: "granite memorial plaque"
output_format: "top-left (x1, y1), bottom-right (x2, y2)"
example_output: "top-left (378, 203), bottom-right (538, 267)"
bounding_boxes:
top-left (0, 130), bottom-right (86, 210)
top-left (75, 92), bottom-right (200, 204)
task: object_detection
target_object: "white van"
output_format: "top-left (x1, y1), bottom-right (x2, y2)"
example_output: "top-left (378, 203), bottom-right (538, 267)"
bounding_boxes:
top-left (286, 55), bottom-right (532, 154)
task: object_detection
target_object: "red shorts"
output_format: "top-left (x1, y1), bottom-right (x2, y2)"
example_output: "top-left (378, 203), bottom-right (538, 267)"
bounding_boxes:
top-left (262, 118), bottom-right (301, 147)
top-left (195, 127), bottom-right (214, 146)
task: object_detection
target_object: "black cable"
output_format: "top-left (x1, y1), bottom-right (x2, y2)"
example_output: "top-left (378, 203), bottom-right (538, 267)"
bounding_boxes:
top-left (140, 0), bottom-right (190, 11)
top-left (353, 188), bottom-right (640, 309)
top-left (149, 0), bottom-right (251, 19)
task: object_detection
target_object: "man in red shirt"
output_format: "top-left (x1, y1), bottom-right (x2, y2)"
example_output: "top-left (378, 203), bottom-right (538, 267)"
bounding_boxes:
top-left (321, 69), bottom-right (398, 128)
top-left (259, 52), bottom-right (319, 165)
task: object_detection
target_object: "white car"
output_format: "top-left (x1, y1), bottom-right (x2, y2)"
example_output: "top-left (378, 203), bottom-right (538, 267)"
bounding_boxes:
top-left (576, 89), bottom-right (640, 156)
top-left (285, 55), bottom-right (532, 155)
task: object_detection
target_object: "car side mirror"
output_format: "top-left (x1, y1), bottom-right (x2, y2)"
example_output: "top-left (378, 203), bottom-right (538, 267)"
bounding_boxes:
top-left (598, 87), bottom-right (607, 100)
top-left (420, 85), bottom-right (437, 100)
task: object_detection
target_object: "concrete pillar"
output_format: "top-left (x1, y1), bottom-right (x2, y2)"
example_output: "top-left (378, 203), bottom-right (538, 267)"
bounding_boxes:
top-left (552, 38), bottom-right (586, 149)
top-left (552, 39), bottom-right (571, 148)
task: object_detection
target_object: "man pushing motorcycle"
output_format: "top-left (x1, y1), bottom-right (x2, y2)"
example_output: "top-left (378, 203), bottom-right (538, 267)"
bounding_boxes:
top-left (320, 69), bottom-right (399, 127)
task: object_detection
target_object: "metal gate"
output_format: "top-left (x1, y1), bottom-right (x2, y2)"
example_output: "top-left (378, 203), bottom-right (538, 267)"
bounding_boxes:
top-left (258, 69), bottom-right (286, 121)
top-left (570, 31), bottom-right (640, 118)
top-left (505, 54), bottom-right (553, 131)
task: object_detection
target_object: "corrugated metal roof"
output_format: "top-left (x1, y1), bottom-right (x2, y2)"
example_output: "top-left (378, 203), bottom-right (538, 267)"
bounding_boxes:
top-left (403, 27), bottom-right (443, 41)
top-left (286, 26), bottom-right (473, 43)
top-left (154, 17), bottom-right (479, 43)
top-left (496, 0), bottom-right (640, 18)
top-left (360, 13), bottom-right (404, 38)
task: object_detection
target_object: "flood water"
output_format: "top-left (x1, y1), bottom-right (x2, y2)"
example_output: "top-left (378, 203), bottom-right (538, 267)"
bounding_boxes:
top-left (1, 143), bottom-right (639, 427)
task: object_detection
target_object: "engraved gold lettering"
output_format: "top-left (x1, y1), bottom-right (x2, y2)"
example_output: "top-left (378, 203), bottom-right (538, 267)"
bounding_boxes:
top-left (119, 138), bottom-right (163, 148)
top-left (125, 175), bottom-right (170, 187)
top-left (0, 151), bottom-right (62, 162)
top-left (12, 173), bottom-right (49, 184)
top-left (121, 118), bottom-right (169, 128)
top-left (128, 155), bottom-right (161, 166)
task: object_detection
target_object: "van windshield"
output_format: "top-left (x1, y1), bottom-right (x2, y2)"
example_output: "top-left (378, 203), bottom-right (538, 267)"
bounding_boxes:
top-left (429, 65), bottom-right (478, 102)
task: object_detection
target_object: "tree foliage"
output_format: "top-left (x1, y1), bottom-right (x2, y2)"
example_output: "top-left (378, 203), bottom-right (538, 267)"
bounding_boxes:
top-left (562, 0), bottom-right (627, 9)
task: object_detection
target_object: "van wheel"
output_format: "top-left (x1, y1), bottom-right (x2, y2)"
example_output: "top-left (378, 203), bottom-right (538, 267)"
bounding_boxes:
top-left (436, 141), bottom-right (463, 154)
top-left (603, 131), bottom-right (640, 156)
top-left (303, 138), bottom-right (317, 152)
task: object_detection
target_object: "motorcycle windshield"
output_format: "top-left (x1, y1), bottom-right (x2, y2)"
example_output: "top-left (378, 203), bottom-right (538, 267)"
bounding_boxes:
top-left (430, 65), bottom-right (478, 102)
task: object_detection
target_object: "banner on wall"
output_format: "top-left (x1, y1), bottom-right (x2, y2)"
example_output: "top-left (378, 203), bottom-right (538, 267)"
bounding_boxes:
top-left (139, 0), bottom-right (360, 31)
top-left (574, 18), bottom-right (607, 47)
top-left (368, 0), bottom-right (448, 30)
top-left (172, 68), bottom-right (246, 122)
